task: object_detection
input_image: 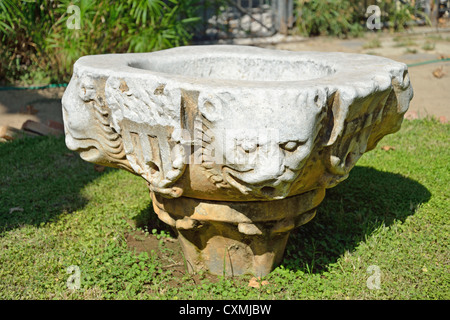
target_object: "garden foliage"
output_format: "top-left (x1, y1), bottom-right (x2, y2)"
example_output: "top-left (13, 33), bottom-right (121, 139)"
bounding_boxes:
top-left (295, 0), bottom-right (418, 37)
top-left (0, 0), bottom-right (202, 84)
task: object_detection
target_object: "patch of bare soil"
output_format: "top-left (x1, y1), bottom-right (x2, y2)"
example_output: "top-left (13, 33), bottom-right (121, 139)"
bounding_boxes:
top-left (0, 86), bottom-right (65, 130)
top-left (125, 229), bottom-right (220, 286)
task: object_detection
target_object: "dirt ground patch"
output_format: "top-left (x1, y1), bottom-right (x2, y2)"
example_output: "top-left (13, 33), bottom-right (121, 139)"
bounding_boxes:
top-left (125, 229), bottom-right (221, 285)
top-left (125, 230), bottom-right (185, 272)
top-left (0, 86), bottom-right (65, 130)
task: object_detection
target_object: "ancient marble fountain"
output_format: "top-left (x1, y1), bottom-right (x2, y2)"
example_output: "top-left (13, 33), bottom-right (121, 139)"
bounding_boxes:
top-left (62, 45), bottom-right (413, 276)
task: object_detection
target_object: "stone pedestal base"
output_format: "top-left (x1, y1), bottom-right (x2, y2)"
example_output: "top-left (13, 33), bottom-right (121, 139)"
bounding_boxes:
top-left (151, 188), bottom-right (325, 276)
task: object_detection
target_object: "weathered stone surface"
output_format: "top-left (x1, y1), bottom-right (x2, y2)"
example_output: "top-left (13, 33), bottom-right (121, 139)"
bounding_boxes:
top-left (151, 189), bottom-right (323, 276)
top-left (62, 45), bottom-right (413, 276)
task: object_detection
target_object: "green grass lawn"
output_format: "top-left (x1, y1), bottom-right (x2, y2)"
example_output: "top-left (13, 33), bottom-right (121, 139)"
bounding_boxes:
top-left (0, 118), bottom-right (448, 299)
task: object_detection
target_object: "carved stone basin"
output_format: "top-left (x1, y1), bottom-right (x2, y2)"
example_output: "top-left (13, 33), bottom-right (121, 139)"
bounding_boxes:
top-left (62, 45), bottom-right (413, 276)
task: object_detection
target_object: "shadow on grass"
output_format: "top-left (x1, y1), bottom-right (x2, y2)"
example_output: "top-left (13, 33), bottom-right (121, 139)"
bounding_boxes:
top-left (133, 203), bottom-right (176, 237)
top-left (0, 135), bottom-right (108, 234)
top-left (282, 166), bottom-right (431, 274)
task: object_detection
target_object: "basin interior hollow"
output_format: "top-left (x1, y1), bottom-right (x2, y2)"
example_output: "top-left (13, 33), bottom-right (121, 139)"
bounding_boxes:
top-left (128, 55), bottom-right (336, 82)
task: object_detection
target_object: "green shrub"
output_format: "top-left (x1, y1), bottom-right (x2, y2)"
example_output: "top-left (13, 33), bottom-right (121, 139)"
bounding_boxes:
top-left (0, 0), bottom-right (202, 85)
top-left (376, 0), bottom-right (415, 31)
top-left (295, 0), bottom-right (363, 37)
top-left (295, 0), bottom-right (417, 38)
